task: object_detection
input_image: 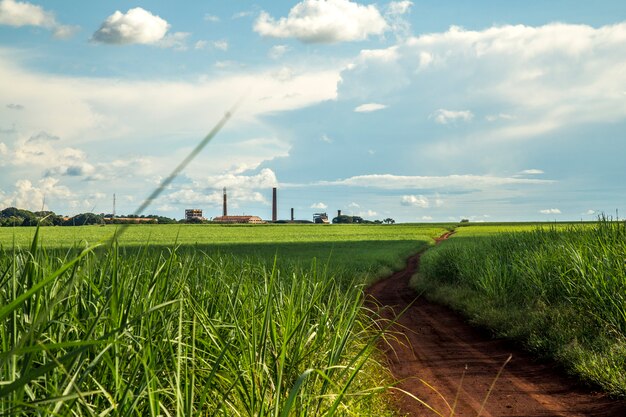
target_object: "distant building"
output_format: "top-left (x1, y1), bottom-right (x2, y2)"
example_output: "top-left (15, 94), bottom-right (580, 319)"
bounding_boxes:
top-left (213, 215), bottom-right (264, 224)
top-left (313, 213), bottom-right (329, 224)
top-left (185, 209), bottom-right (204, 221)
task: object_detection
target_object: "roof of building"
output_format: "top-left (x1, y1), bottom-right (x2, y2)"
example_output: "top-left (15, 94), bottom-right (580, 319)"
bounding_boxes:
top-left (213, 215), bottom-right (264, 223)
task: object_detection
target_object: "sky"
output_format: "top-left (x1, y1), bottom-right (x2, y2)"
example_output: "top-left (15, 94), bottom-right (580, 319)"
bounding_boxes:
top-left (1, 0), bottom-right (625, 223)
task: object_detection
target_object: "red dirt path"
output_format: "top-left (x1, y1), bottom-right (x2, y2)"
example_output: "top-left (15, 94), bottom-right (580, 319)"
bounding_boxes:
top-left (366, 233), bottom-right (626, 416)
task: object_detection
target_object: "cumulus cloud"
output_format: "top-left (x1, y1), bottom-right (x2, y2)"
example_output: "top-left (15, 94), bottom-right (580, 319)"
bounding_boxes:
top-left (519, 169), bottom-right (544, 175)
top-left (340, 22), bottom-right (626, 145)
top-left (254, 0), bottom-right (388, 43)
top-left (0, 142), bottom-right (7, 155)
top-left (0, 177), bottom-right (72, 211)
top-left (197, 168), bottom-right (278, 191)
top-left (92, 8), bottom-right (179, 46)
top-left (585, 209), bottom-right (596, 215)
top-left (310, 202), bottom-right (327, 209)
top-left (354, 102), bottom-right (387, 113)
top-left (430, 109), bottom-right (474, 125)
top-left (0, 0), bottom-right (76, 38)
top-left (166, 175), bottom-right (271, 208)
top-left (401, 194), bottom-right (429, 208)
top-left (421, 215), bottom-right (433, 221)
top-left (540, 208), bottom-right (561, 214)
top-left (316, 173), bottom-right (554, 190)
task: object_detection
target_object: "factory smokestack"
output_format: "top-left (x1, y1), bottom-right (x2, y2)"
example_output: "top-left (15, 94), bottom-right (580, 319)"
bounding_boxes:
top-left (272, 187), bottom-right (277, 222)
top-left (291, 208), bottom-right (294, 222)
top-left (338, 209), bottom-right (342, 217)
top-left (223, 187), bottom-right (227, 216)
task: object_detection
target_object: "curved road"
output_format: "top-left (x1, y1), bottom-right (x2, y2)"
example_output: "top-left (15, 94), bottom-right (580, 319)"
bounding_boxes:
top-left (366, 235), bottom-right (626, 416)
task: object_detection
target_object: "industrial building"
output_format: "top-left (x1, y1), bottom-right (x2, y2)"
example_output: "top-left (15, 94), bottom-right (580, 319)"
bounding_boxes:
top-left (185, 209), bottom-right (204, 221)
top-left (212, 215), bottom-right (264, 224)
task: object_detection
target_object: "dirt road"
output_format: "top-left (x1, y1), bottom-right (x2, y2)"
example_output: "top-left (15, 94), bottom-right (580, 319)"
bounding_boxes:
top-left (366, 234), bottom-right (626, 416)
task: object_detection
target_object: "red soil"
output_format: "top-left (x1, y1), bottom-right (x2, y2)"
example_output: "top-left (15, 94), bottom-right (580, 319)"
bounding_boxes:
top-left (366, 233), bottom-right (626, 416)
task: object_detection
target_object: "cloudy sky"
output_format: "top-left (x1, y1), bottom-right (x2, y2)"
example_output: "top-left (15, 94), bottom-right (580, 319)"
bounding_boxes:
top-left (1, 0), bottom-right (625, 222)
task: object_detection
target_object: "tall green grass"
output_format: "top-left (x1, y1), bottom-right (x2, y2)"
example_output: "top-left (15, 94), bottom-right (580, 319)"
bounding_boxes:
top-left (414, 219), bottom-right (626, 396)
top-left (0, 233), bottom-right (395, 416)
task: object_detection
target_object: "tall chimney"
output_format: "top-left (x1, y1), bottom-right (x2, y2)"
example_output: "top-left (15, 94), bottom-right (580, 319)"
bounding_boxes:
top-left (338, 209), bottom-right (342, 217)
top-left (272, 187), bottom-right (277, 222)
top-left (291, 208), bottom-right (294, 222)
top-left (223, 187), bottom-right (227, 216)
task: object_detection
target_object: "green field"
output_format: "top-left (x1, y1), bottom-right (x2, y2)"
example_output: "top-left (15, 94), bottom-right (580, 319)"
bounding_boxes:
top-left (0, 223), bottom-right (448, 283)
top-left (0, 223), bottom-right (448, 416)
top-left (414, 220), bottom-right (626, 395)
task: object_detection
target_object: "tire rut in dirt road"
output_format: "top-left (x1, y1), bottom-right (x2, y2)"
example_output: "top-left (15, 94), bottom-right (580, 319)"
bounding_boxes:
top-left (366, 235), bottom-right (626, 417)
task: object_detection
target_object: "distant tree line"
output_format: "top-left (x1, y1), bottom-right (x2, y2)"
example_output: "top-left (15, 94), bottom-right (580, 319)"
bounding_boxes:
top-left (332, 215), bottom-right (395, 224)
top-left (0, 207), bottom-right (177, 227)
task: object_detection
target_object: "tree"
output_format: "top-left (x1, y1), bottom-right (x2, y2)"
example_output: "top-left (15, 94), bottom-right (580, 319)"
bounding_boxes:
top-left (383, 218), bottom-right (395, 224)
top-left (63, 213), bottom-right (105, 226)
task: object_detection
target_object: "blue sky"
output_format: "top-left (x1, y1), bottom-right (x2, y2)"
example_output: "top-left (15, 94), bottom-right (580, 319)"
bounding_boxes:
top-left (1, 0), bottom-right (625, 222)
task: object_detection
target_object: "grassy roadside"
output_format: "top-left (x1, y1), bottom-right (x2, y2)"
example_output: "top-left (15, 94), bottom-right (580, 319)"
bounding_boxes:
top-left (0, 238), bottom-right (395, 415)
top-left (0, 224), bottom-right (446, 415)
top-left (411, 220), bottom-right (626, 396)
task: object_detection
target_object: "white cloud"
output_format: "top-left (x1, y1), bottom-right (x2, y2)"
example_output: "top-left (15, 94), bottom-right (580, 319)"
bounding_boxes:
top-left (341, 22), bottom-right (626, 145)
top-left (430, 109), bottom-right (474, 125)
top-left (486, 113), bottom-right (515, 122)
top-left (0, 0), bottom-right (54, 27)
top-left (204, 14), bottom-right (220, 23)
top-left (354, 103), bottom-right (387, 113)
top-left (269, 44), bottom-right (290, 59)
top-left (233, 11), bottom-right (253, 19)
top-left (194, 40), bottom-right (207, 50)
top-left (321, 133), bottom-right (333, 143)
top-left (387, 1), bottom-right (413, 15)
top-left (213, 39), bottom-right (229, 51)
top-left (540, 208), bottom-right (561, 214)
top-left (196, 168), bottom-right (278, 191)
top-left (0, 142), bottom-right (7, 155)
top-left (0, 178), bottom-right (73, 211)
top-left (421, 215), bottom-right (433, 221)
top-left (92, 8), bottom-right (171, 45)
top-left (358, 209), bottom-right (377, 217)
top-left (401, 194), bottom-right (429, 208)
top-left (519, 169), bottom-right (544, 175)
top-left (166, 186), bottom-right (268, 209)
top-left (254, 0), bottom-right (388, 43)
top-left (316, 173), bottom-right (554, 190)
top-left (348, 202), bottom-right (360, 209)
top-left (310, 202), bottom-right (327, 209)
top-left (585, 209), bottom-right (596, 215)
top-left (385, 1), bottom-right (413, 39)
top-left (0, 50), bottom-right (341, 144)
top-left (0, 0), bottom-right (76, 38)
top-left (159, 32), bottom-right (190, 50)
